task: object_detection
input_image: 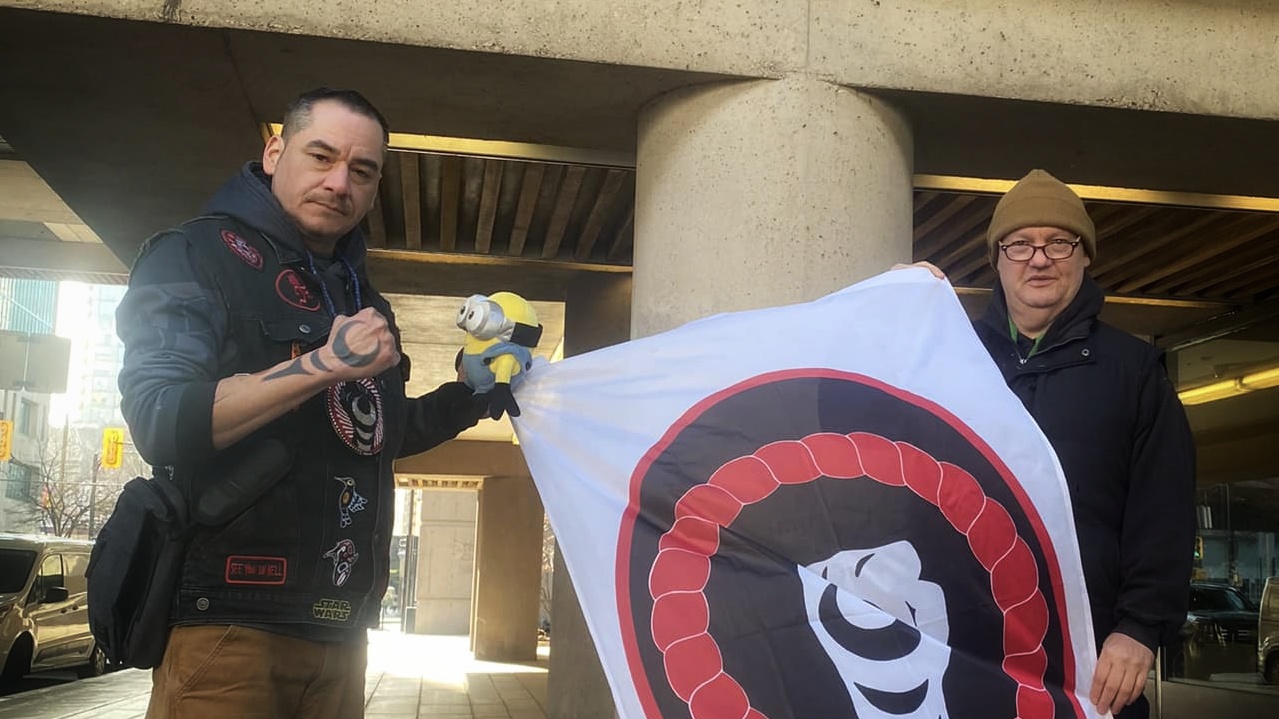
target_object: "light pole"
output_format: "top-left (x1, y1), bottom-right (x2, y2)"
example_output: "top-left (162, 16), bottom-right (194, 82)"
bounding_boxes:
top-left (88, 451), bottom-right (100, 538)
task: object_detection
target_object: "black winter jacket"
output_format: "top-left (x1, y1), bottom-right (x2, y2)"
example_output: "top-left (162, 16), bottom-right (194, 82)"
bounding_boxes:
top-left (973, 275), bottom-right (1195, 652)
top-left (117, 163), bottom-right (479, 640)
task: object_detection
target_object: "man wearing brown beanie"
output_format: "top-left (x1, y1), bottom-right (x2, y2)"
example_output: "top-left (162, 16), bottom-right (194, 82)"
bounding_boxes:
top-left (969, 170), bottom-right (1195, 719)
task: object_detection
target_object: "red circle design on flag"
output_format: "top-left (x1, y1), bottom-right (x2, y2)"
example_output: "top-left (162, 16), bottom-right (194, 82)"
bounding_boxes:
top-left (615, 369), bottom-right (1086, 719)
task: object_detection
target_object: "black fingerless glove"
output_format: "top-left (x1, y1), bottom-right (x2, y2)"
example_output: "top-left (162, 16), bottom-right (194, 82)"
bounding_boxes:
top-left (487, 383), bottom-right (521, 420)
top-left (434, 381), bottom-right (491, 432)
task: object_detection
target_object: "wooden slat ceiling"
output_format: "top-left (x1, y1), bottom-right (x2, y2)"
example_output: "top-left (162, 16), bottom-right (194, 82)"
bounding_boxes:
top-left (364, 148), bottom-right (1279, 310)
top-left (913, 192), bottom-right (1279, 304)
top-left (366, 150), bottom-right (635, 265)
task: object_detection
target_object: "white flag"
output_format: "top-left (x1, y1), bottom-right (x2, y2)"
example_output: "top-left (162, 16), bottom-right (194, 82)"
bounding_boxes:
top-left (514, 268), bottom-right (1103, 719)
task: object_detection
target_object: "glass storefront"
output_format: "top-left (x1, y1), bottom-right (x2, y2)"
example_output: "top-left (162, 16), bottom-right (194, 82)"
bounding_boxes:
top-left (1160, 477), bottom-right (1279, 716)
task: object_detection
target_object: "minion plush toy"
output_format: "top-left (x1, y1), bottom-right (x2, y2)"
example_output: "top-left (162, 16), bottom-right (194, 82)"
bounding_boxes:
top-left (456, 292), bottom-right (543, 420)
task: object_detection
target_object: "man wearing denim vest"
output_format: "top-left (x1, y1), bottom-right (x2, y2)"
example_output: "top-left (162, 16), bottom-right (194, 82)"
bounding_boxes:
top-left (117, 88), bottom-right (490, 719)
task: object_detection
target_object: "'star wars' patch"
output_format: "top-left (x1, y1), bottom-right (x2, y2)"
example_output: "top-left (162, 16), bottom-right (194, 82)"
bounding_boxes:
top-left (276, 268), bottom-right (320, 311)
top-left (327, 378), bottom-right (384, 455)
top-left (224, 555), bottom-right (287, 585)
top-left (221, 230), bottom-right (263, 269)
top-left (312, 598), bottom-right (352, 622)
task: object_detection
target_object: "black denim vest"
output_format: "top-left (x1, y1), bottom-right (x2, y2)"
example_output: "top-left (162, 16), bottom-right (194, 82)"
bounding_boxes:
top-left (169, 217), bottom-right (406, 633)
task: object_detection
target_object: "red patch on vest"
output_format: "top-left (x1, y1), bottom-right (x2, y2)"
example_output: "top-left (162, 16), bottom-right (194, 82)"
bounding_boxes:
top-left (276, 269), bottom-right (320, 311)
top-left (220, 230), bottom-right (263, 269)
top-left (327, 378), bottom-right (385, 455)
top-left (225, 555), bottom-right (287, 585)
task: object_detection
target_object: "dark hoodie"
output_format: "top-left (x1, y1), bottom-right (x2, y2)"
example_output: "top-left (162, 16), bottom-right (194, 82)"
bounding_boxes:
top-left (117, 163), bottom-right (481, 639)
top-left (973, 274), bottom-right (1196, 653)
top-left (203, 162), bottom-right (356, 261)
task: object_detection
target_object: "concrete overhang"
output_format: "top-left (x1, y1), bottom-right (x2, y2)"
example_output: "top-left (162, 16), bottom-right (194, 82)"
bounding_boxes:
top-left (0, 8), bottom-right (731, 271)
top-left (0, 158), bottom-right (127, 282)
top-left (0, 236), bottom-right (126, 281)
top-left (7, 1), bottom-right (1279, 122)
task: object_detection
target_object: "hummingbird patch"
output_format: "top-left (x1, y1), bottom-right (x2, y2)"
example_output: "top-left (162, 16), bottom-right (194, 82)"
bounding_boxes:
top-left (334, 476), bottom-right (368, 528)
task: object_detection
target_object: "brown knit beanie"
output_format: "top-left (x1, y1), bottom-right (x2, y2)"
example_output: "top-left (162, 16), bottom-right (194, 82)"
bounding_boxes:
top-left (987, 169), bottom-right (1096, 267)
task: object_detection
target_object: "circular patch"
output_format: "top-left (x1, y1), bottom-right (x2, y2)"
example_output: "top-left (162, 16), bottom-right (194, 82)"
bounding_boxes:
top-left (616, 370), bottom-right (1086, 719)
top-left (276, 269), bottom-right (321, 311)
top-left (221, 229), bottom-right (263, 270)
top-left (327, 378), bottom-right (384, 455)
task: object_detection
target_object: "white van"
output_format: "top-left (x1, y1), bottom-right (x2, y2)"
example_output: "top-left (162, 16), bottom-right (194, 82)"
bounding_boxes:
top-left (0, 533), bottom-right (104, 683)
top-left (1261, 577), bottom-right (1279, 685)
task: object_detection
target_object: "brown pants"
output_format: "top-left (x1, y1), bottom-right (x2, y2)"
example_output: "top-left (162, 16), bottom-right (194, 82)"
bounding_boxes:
top-left (145, 625), bottom-right (367, 719)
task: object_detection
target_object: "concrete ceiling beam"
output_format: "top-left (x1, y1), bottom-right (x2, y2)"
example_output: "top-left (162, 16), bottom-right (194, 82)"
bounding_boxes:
top-left (0, 160), bottom-right (84, 224)
top-left (0, 236), bottom-right (127, 276)
top-left (6, 1), bottom-right (1279, 122)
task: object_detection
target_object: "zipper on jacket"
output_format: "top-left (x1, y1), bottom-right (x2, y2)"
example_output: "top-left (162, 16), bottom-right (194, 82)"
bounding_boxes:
top-left (1008, 316), bottom-right (1047, 365)
top-left (1007, 316), bottom-right (1090, 368)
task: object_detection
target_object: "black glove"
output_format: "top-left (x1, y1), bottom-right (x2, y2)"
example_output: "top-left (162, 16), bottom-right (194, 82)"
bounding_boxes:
top-left (488, 382), bottom-right (521, 420)
top-left (434, 381), bottom-right (491, 432)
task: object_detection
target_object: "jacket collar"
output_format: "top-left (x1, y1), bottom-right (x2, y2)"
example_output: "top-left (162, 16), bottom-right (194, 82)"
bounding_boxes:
top-left (201, 162), bottom-right (369, 273)
top-left (980, 273), bottom-right (1105, 349)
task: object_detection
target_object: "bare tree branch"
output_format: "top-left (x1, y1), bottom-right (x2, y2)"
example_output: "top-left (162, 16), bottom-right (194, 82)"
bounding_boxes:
top-left (19, 427), bottom-right (124, 538)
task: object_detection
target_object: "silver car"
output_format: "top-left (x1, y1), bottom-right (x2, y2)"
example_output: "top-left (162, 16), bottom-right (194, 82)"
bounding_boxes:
top-left (1261, 577), bottom-right (1279, 685)
top-left (0, 533), bottom-right (105, 684)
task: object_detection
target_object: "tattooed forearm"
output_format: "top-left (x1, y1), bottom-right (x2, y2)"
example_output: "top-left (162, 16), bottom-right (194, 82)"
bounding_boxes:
top-left (331, 323), bottom-right (380, 368)
top-left (264, 357), bottom-right (312, 380)
top-left (309, 351), bottom-right (331, 373)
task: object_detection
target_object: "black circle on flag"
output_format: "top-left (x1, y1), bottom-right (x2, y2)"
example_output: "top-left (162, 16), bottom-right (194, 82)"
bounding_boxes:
top-left (616, 370), bottom-right (1087, 719)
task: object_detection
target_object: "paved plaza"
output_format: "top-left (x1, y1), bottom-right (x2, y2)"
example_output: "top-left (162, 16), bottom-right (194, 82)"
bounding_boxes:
top-left (0, 631), bottom-right (548, 719)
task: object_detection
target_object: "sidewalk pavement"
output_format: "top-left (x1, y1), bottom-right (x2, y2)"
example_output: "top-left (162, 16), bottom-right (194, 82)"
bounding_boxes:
top-left (0, 631), bottom-right (548, 719)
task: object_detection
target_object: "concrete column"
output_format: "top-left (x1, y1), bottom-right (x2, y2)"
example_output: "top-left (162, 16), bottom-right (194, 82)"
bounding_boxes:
top-left (547, 78), bottom-right (910, 715)
top-left (472, 474), bottom-right (544, 662)
top-left (634, 74), bottom-right (914, 336)
top-left (562, 273), bottom-right (632, 354)
top-left (412, 488), bottom-right (477, 634)
top-left (546, 272), bottom-right (632, 719)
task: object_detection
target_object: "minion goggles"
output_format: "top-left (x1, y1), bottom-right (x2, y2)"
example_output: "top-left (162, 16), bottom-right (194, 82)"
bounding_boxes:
top-left (456, 294), bottom-right (544, 348)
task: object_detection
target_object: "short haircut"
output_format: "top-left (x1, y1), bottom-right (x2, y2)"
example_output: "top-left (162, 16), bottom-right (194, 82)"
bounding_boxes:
top-left (280, 88), bottom-right (390, 145)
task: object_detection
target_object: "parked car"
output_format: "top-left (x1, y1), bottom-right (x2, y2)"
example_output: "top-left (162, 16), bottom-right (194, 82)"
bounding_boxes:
top-left (0, 533), bottom-right (104, 684)
top-left (1166, 581), bottom-right (1259, 681)
top-left (1260, 577), bottom-right (1279, 685)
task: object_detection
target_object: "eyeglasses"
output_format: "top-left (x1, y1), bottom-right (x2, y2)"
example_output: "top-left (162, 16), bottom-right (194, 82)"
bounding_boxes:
top-left (999, 238), bottom-right (1082, 263)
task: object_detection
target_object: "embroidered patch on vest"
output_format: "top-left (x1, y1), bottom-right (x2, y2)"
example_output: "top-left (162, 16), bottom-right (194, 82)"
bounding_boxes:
top-left (327, 378), bottom-right (384, 455)
top-left (323, 539), bottom-right (359, 587)
top-left (276, 269), bottom-right (321, 311)
top-left (225, 555), bottom-right (287, 585)
top-left (312, 598), bottom-right (353, 622)
top-left (221, 230), bottom-right (263, 269)
top-left (334, 476), bottom-right (369, 528)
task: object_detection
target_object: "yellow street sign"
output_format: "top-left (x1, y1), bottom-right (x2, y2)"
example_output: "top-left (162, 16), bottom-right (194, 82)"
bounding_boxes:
top-left (101, 427), bottom-right (125, 469)
top-left (0, 419), bottom-right (13, 462)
